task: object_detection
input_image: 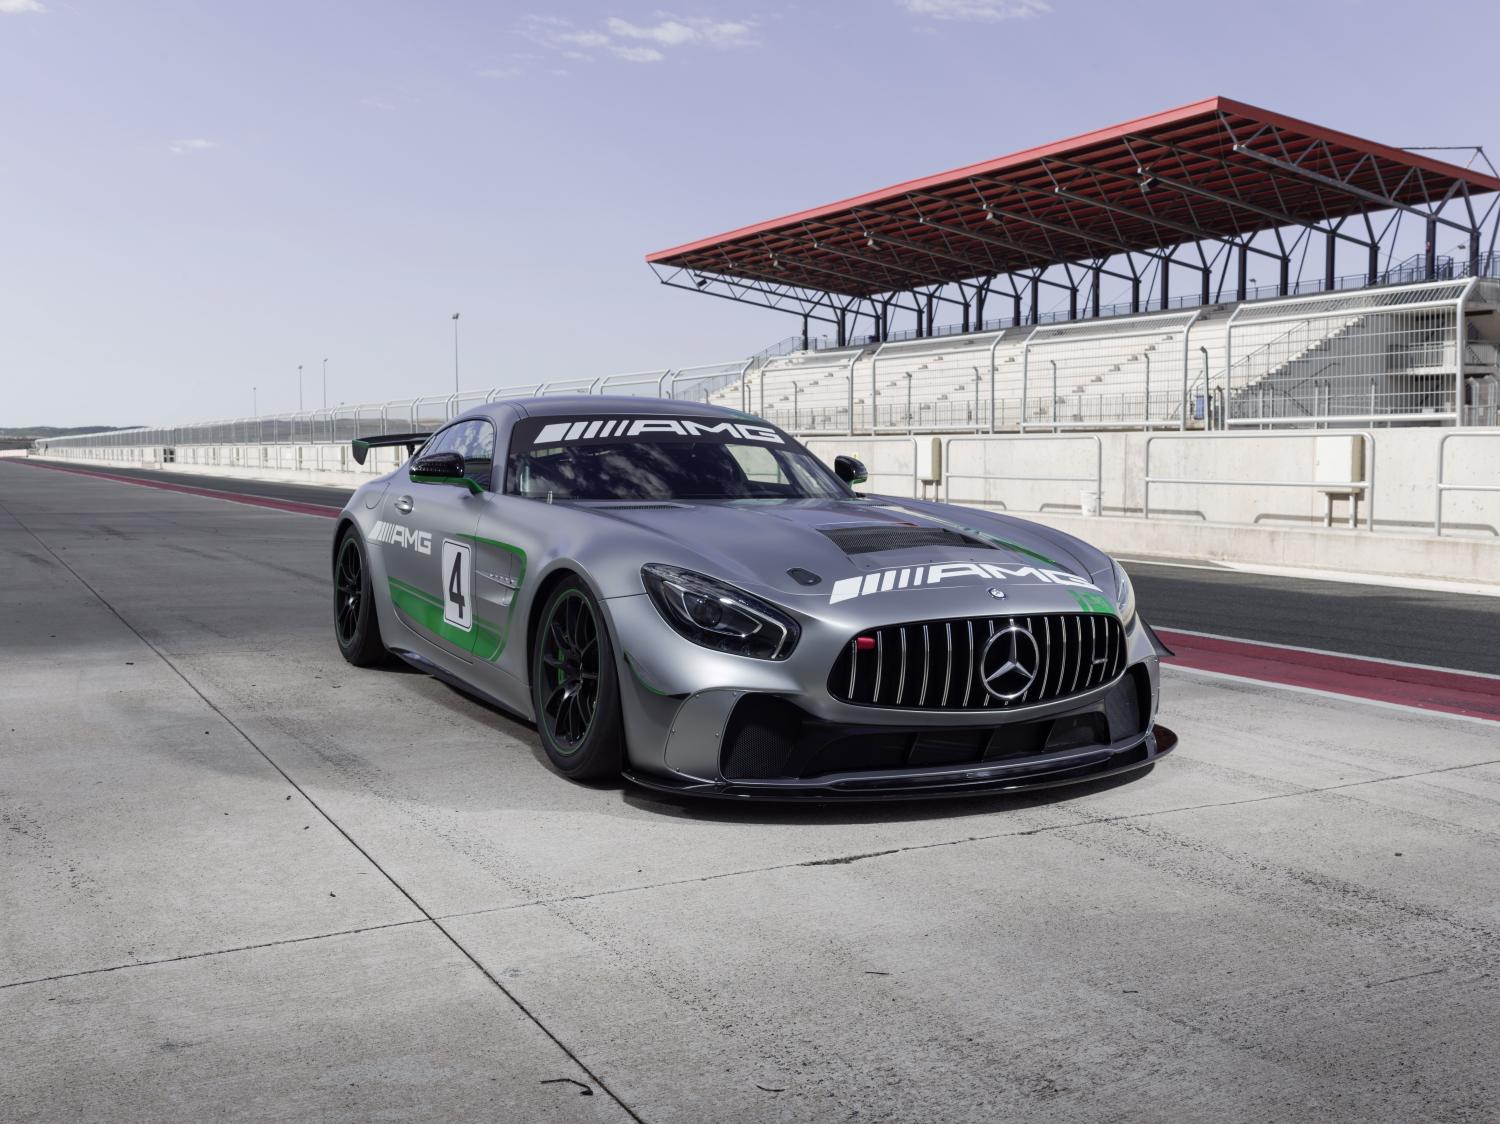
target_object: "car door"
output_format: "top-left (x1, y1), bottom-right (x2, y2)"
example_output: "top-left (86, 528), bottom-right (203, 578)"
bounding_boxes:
top-left (379, 418), bottom-right (494, 659)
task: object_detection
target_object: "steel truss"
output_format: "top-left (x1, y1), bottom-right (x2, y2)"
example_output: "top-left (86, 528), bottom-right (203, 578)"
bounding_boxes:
top-left (649, 101), bottom-right (1500, 347)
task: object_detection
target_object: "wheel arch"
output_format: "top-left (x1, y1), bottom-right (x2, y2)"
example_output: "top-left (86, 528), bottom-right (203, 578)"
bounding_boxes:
top-left (522, 563), bottom-right (620, 689)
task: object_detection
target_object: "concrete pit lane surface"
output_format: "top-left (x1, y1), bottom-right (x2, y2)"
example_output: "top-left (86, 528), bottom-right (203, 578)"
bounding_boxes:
top-left (2, 459), bottom-right (1498, 1123)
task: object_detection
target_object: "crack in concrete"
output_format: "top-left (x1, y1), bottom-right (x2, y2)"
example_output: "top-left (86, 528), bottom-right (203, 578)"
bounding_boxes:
top-left (0, 919), bottom-right (428, 991)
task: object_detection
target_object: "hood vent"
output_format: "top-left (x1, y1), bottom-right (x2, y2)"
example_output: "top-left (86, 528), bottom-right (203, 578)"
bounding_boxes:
top-left (586, 502), bottom-right (686, 510)
top-left (819, 525), bottom-right (990, 556)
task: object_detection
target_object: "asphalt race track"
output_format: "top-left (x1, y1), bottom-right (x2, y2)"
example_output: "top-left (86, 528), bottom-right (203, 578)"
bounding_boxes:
top-left (3, 459), bottom-right (1499, 1122)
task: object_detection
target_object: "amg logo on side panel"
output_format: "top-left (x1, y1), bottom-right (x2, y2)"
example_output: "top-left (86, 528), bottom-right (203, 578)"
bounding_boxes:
top-left (370, 520), bottom-right (432, 555)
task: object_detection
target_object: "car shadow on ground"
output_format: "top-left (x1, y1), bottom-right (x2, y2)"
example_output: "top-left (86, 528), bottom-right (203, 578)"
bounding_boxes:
top-left (425, 676), bottom-right (1158, 827)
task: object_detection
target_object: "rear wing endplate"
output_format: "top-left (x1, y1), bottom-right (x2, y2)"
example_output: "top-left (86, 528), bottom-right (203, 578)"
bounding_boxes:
top-left (351, 432), bottom-right (432, 466)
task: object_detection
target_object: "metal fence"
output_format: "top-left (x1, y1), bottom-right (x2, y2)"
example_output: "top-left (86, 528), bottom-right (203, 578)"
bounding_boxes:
top-left (33, 278), bottom-right (1500, 455)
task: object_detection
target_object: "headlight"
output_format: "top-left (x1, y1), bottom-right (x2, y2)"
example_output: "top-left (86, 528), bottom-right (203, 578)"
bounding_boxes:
top-left (641, 564), bottom-right (799, 660)
top-left (1112, 560), bottom-right (1137, 628)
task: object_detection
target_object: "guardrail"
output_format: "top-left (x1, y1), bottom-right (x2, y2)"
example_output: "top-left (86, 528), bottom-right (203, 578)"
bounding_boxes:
top-left (1434, 431), bottom-right (1500, 536)
top-left (942, 435), bottom-right (1102, 515)
top-left (1143, 431), bottom-right (1376, 531)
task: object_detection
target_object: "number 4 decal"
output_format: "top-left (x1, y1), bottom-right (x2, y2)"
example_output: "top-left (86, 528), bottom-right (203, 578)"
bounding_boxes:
top-left (441, 540), bottom-right (473, 631)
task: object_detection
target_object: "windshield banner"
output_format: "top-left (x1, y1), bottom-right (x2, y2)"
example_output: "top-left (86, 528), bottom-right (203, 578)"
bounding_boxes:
top-left (519, 415), bottom-right (786, 449)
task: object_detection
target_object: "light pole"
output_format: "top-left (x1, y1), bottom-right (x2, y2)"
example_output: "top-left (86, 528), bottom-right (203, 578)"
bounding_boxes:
top-left (297, 364), bottom-right (304, 415)
top-left (905, 372), bottom-right (913, 432)
top-left (791, 381), bottom-right (800, 430)
top-left (322, 358), bottom-right (328, 410)
top-left (451, 313), bottom-right (460, 394)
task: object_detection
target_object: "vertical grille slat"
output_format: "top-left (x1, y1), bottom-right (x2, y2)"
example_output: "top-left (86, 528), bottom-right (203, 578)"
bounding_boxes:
top-left (962, 621), bottom-right (975, 708)
top-left (831, 612), bottom-right (1127, 711)
top-left (941, 623), bottom-right (953, 708)
top-left (896, 628), bottom-right (909, 706)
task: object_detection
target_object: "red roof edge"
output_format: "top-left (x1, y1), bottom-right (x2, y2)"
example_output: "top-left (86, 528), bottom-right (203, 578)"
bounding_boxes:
top-left (646, 96), bottom-right (1500, 265)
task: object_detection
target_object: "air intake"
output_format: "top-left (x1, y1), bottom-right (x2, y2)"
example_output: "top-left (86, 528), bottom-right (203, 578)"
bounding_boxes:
top-left (820, 525), bottom-right (986, 556)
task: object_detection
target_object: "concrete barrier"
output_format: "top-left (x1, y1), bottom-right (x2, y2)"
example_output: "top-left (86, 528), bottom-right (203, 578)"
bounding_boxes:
top-left (28, 426), bottom-right (1500, 584)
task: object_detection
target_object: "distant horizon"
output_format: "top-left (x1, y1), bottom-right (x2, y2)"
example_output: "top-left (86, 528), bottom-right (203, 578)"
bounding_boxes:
top-left (4, 0), bottom-right (1497, 426)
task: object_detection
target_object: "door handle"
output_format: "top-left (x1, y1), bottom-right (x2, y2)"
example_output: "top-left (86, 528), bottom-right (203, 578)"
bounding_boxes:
top-left (394, 495), bottom-right (413, 514)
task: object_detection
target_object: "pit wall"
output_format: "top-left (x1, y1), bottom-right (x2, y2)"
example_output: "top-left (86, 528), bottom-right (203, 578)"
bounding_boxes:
top-left (801, 427), bottom-right (1499, 584)
top-left (27, 427), bottom-right (1500, 584)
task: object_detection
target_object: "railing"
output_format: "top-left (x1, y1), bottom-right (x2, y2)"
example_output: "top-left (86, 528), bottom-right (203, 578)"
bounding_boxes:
top-left (1434, 431), bottom-right (1500, 536)
top-left (942, 435), bottom-right (1102, 516)
top-left (1143, 431), bottom-right (1376, 531)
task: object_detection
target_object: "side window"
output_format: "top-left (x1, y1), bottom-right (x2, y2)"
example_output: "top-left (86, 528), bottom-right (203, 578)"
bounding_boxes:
top-left (423, 420), bottom-right (496, 489)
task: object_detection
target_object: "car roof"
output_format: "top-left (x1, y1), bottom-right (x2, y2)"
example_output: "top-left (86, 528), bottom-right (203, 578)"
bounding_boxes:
top-left (461, 395), bottom-right (755, 423)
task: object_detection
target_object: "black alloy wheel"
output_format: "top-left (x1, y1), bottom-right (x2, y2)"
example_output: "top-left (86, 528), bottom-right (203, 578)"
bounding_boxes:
top-left (333, 529), bottom-right (389, 666)
top-left (531, 577), bottom-right (625, 780)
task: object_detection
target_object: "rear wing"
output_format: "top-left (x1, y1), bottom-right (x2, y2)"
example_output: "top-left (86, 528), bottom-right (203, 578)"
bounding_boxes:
top-left (351, 432), bottom-right (432, 466)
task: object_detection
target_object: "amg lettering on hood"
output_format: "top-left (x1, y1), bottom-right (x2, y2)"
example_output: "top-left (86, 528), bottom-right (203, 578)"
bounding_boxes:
top-left (524, 416), bottom-right (785, 448)
top-left (830, 561), bottom-right (1100, 604)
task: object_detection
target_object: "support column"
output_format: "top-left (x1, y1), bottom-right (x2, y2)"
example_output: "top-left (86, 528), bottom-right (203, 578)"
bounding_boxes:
top-left (836, 312), bottom-right (846, 348)
top-left (1090, 265), bottom-right (1101, 317)
top-left (1160, 258), bottom-right (1170, 310)
top-left (1367, 242), bottom-right (1380, 287)
top-left (800, 315), bottom-right (809, 351)
top-left (1029, 281), bottom-right (1039, 325)
top-left (1236, 244), bottom-right (1248, 301)
top-left (1325, 229), bottom-right (1337, 291)
top-left (1425, 218), bottom-right (1437, 279)
top-left (1278, 254), bottom-right (1290, 296)
top-left (1130, 275), bottom-right (1141, 314)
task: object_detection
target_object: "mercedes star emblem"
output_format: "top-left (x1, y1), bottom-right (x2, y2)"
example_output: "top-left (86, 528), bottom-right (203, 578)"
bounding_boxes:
top-left (979, 624), bottom-right (1041, 701)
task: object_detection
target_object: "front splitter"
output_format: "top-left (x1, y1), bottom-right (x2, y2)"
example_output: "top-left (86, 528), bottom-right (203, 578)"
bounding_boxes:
top-left (623, 725), bottom-right (1177, 802)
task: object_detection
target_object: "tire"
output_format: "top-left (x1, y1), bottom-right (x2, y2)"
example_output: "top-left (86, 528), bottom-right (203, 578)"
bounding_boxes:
top-left (333, 528), bottom-right (390, 667)
top-left (530, 576), bottom-right (625, 781)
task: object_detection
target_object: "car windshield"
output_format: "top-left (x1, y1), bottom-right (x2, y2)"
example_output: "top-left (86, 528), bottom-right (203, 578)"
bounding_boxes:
top-left (505, 414), bottom-right (850, 502)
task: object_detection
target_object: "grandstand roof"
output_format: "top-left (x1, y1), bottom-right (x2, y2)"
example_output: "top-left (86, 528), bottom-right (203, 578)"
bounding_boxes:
top-left (647, 97), bottom-right (1500, 299)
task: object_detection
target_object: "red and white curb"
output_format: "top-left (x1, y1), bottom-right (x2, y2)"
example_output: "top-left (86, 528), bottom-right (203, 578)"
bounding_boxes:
top-left (1158, 628), bottom-right (1500, 724)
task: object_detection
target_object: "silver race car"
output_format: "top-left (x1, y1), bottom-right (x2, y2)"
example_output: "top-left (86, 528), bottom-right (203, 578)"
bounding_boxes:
top-left (333, 396), bottom-right (1175, 799)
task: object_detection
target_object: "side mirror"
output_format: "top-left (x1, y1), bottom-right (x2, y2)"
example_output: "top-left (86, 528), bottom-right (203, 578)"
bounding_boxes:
top-left (410, 451), bottom-right (482, 494)
top-left (833, 454), bottom-right (868, 486)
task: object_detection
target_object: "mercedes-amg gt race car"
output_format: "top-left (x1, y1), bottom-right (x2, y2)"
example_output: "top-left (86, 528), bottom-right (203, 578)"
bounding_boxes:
top-left (332, 396), bottom-right (1175, 799)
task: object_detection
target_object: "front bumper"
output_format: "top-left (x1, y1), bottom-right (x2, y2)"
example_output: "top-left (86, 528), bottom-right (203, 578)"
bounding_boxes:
top-left (625, 724), bottom-right (1175, 801)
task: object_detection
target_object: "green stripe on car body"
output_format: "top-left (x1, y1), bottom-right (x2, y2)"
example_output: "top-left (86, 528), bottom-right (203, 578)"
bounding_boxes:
top-left (1069, 590), bottom-right (1116, 615)
top-left (388, 577), bottom-right (505, 654)
top-left (455, 534), bottom-right (528, 662)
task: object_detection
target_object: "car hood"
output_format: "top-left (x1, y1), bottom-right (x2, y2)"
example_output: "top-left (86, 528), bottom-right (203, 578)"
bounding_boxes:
top-left (576, 495), bottom-right (1115, 614)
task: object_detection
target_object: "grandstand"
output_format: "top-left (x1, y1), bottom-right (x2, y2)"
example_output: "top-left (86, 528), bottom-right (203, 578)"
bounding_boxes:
top-left (651, 97), bottom-right (1500, 432)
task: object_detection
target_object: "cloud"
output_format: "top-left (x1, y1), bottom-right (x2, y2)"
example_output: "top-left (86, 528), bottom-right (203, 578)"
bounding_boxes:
top-left (0, 0), bottom-right (45, 13)
top-left (518, 12), bottom-right (757, 66)
top-left (477, 65), bottom-right (522, 80)
top-left (168, 138), bottom-right (218, 155)
top-left (898, 0), bottom-right (1050, 21)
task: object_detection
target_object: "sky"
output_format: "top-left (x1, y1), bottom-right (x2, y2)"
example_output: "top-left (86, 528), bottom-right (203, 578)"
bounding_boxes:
top-left (3, 0), bottom-right (1498, 426)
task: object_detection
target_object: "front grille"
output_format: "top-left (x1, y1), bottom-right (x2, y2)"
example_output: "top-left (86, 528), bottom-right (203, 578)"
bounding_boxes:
top-left (829, 612), bottom-right (1126, 711)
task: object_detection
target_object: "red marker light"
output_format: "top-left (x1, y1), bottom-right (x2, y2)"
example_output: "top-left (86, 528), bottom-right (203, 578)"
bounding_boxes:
top-left (855, 635), bottom-right (876, 651)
